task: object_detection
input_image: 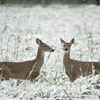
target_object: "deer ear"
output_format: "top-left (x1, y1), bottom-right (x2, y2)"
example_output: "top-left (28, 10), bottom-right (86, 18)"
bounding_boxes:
top-left (70, 38), bottom-right (75, 44)
top-left (36, 38), bottom-right (42, 45)
top-left (60, 38), bottom-right (65, 44)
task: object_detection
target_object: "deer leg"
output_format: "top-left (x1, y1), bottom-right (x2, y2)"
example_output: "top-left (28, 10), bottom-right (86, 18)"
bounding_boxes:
top-left (33, 79), bottom-right (35, 84)
top-left (30, 71), bottom-right (39, 84)
top-left (65, 71), bottom-right (75, 82)
top-left (30, 78), bottom-right (35, 84)
top-left (0, 66), bottom-right (11, 81)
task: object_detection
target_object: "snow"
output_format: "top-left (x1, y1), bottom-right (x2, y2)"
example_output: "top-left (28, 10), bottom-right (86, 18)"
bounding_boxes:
top-left (0, 4), bottom-right (100, 100)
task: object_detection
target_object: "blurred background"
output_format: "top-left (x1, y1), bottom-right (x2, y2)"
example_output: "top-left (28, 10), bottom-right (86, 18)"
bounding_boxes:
top-left (0, 0), bottom-right (100, 100)
top-left (0, 0), bottom-right (100, 5)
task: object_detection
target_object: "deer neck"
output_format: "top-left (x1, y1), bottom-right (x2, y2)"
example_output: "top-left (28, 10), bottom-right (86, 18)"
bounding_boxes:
top-left (63, 51), bottom-right (71, 66)
top-left (35, 46), bottom-right (44, 67)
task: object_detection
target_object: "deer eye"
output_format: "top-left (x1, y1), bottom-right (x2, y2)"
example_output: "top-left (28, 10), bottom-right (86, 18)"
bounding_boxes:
top-left (44, 45), bottom-right (46, 47)
top-left (69, 45), bottom-right (71, 47)
top-left (63, 45), bottom-right (65, 47)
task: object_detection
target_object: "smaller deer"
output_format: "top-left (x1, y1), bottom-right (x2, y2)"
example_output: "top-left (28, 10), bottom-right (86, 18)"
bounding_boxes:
top-left (60, 38), bottom-right (100, 82)
top-left (0, 38), bottom-right (54, 83)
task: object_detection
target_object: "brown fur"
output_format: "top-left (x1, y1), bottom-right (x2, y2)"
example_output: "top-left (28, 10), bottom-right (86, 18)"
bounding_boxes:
top-left (0, 38), bottom-right (54, 83)
top-left (60, 38), bottom-right (100, 82)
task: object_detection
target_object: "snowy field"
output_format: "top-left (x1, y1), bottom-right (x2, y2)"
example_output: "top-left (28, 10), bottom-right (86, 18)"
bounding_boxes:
top-left (0, 4), bottom-right (100, 100)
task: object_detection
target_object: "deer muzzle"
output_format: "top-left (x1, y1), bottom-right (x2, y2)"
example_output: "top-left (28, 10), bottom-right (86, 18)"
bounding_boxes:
top-left (50, 49), bottom-right (54, 52)
top-left (65, 48), bottom-right (68, 51)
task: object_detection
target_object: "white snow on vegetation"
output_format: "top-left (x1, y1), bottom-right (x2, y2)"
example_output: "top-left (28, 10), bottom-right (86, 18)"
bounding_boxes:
top-left (0, 4), bottom-right (100, 100)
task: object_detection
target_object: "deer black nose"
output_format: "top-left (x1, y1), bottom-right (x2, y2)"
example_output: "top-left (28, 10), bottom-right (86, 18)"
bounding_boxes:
top-left (50, 49), bottom-right (54, 52)
top-left (65, 48), bottom-right (68, 51)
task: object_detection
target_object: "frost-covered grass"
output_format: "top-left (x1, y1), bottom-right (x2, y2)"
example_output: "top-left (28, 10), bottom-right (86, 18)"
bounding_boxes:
top-left (0, 4), bottom-right (100, 100)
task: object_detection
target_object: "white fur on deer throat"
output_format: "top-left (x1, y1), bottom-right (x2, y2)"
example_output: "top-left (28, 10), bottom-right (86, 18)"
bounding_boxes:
top-left (64, 50), bottom-right (68, 54)
top-left (42, 50), bottom-right (44, 57)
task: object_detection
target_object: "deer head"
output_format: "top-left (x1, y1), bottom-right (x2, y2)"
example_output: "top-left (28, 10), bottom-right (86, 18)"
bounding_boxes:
top-left (36, 38), bottom-right (54, 52)
top-left (60, 38), bottom-right (75, 54)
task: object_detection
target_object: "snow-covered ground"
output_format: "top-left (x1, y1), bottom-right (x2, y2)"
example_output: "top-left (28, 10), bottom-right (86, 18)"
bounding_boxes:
top-left (0, 4), bottom-right (100, 100)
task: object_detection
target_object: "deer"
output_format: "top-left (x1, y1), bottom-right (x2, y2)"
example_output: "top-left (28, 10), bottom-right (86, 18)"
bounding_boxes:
top-left (0, 38), bottom-right (54, 83)
top-left (60, 38), bottom-right (100, 82)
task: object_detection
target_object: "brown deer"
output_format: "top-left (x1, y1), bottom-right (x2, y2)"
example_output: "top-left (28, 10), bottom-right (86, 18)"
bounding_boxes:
top-left (60, 38), bottom-right (100, 82)
top-left (0, 38), bottom-right (54, 83)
